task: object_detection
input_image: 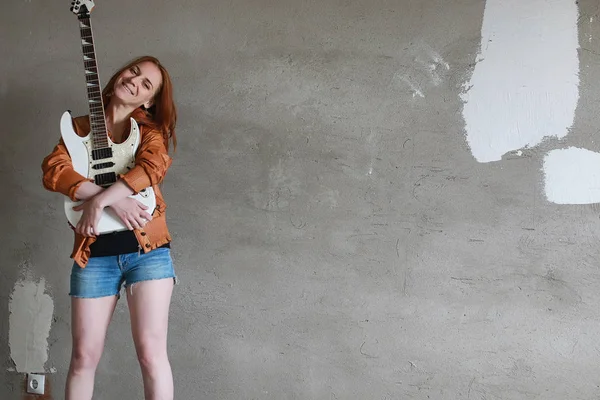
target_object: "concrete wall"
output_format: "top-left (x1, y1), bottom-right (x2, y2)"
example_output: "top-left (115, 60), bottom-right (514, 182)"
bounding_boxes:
top-left (2, 0), bottom-right (600, 398)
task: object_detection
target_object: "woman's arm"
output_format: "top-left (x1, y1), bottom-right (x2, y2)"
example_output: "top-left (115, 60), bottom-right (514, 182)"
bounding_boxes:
top-left (41, 138), bottom-right (92, 201)
top-left (87, 180), bottom-right (134, 208)
top-left (77, 127), bottom-right (171, 207)
top-left (72, 127), bottom-right (171, 235)
top-left (73, 181), bottom-right (104, 200)
top-left (118, 128), bottom-right (172, 194)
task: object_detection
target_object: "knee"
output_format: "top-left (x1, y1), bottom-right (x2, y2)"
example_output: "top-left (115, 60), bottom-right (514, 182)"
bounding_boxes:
top-left (70, 346), bottom-right (103, 372)
top-left (136, 338), bottom-right (168, 372)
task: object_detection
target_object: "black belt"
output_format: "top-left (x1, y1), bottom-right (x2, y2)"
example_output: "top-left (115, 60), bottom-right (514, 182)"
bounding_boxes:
top-left (89, 230), bottom-right (170, 257)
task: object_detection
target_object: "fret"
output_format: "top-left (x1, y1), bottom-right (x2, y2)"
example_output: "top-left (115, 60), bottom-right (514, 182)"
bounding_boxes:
top-left (78, 16), bottom-right (109, 150)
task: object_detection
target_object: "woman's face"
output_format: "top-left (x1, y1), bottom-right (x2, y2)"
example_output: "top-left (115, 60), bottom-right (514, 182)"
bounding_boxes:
top-left (113, 61), bottom-right (163, 108)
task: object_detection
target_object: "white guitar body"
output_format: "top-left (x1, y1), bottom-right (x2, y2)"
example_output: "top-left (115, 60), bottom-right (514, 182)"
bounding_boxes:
top-left (60, 110), bottom-right (156, 233)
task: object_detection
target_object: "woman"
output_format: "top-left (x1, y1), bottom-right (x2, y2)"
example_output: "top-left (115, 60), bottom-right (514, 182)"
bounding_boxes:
top-left (42, 55), bottom-right (177, 400)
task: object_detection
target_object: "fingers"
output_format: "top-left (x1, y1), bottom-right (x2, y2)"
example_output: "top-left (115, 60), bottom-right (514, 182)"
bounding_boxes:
top-left (75, 220), bottom-right (85, 236)
top-left (131, 216), bottom-right (144, 230)
top-left (123, 218), bottom-right (134, 231)
top-left (75, 223), bottom-right (94, 237)
top-left (141, 212), bottom-right (153, 221)
top-left (133, 209), bottom-right (152, 230)
top-left (135, 200), bottom-right (149, 210)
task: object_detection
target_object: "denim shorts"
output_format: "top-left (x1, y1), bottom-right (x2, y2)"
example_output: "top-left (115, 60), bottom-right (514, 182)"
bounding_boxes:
top-left (70, 247), bottom-right (177, 298)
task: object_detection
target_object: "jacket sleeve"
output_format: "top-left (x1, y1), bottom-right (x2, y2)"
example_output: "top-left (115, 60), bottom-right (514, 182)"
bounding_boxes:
top-left (119, 128), bottom-right (172, 194)
top-left (41, 138), bottom-right (91, 202)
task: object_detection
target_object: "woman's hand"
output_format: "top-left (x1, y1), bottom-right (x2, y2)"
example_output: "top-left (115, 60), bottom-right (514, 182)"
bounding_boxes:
top-left (109, 197), bottom-right (153, 231)
top-left (72, 198), bottom-right (104, 237)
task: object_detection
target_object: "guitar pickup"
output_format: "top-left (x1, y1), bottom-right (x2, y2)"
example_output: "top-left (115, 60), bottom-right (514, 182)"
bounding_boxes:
top-left (92, 147), bottom-right (113, 160)
top-left (94, 172), bottom-right (117, 186)
top-left (92, 162), bottom-right (115, 170)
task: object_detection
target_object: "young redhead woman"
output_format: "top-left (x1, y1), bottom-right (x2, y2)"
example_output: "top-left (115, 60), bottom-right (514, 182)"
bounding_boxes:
top-left (42, 56), bottom-right (178, 400)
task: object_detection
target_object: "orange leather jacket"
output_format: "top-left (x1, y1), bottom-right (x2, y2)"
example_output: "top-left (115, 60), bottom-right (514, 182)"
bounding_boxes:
top-left (41, 108), bottom-right (173, 268)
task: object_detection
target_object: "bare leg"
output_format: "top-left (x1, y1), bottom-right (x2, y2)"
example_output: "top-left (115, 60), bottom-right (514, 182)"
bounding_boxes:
top-left (65, 296), bottom-right (117, 400)
top-left (127, 279), bottom-right (174, 400)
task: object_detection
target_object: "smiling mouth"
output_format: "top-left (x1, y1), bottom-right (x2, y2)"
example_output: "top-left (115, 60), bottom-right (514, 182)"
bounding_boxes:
top-left (122, 82), bottom-right (134, 95)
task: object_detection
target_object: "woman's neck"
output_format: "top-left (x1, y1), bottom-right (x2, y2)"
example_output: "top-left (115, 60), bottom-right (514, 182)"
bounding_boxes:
top-left (104, 101), bottom-right (137, 140)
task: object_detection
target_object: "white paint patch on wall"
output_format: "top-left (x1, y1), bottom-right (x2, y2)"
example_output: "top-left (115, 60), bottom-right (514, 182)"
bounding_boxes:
top-left (393, 73), bottom-right (425, 98)
top-left (9, 276), bottom-right (54, 373)
top-left (543, 147), bottom-right (600, 204)
top-left (461, 0), bottom-right (580, 163)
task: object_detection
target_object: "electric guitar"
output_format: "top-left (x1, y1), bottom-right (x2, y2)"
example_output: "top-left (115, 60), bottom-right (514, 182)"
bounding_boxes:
top-left (62, 0), bottom-right (156, 233)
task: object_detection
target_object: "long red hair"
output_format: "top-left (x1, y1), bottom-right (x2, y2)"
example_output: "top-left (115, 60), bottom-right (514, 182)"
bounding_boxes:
top-left (102, 56), bottom-right (177, 152)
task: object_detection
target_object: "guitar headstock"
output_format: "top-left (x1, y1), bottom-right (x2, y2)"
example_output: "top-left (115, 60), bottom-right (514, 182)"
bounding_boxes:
top-left (70, 0), bottom-right (95, 18)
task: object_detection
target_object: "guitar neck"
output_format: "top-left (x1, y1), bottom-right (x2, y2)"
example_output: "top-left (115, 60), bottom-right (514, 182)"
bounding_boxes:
top-left (78, 16), bottom-right (109, 149)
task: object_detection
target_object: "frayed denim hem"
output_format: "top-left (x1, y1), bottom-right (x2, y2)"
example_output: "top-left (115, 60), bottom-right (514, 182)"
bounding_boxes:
top-left (68, 292), bottom-right (120, 299)
top-left (123, 275), bottom-right (179, 296)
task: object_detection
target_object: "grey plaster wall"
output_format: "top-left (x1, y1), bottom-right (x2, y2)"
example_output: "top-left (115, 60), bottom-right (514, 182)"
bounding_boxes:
top-left (2, 0), bottom-right (600, 399)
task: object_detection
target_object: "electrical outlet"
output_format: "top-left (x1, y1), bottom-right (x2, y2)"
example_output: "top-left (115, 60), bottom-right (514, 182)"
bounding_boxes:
top-left (26, 373), bottom-right (45, 395)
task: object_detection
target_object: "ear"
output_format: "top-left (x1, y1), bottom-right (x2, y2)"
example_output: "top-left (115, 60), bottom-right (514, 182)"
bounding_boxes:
top-left (143, 100), bottom-right (153, 109)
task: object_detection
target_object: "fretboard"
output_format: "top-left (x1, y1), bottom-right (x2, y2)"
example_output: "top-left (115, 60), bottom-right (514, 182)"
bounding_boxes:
top-left (78, 16), bottom-right (108, 150)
